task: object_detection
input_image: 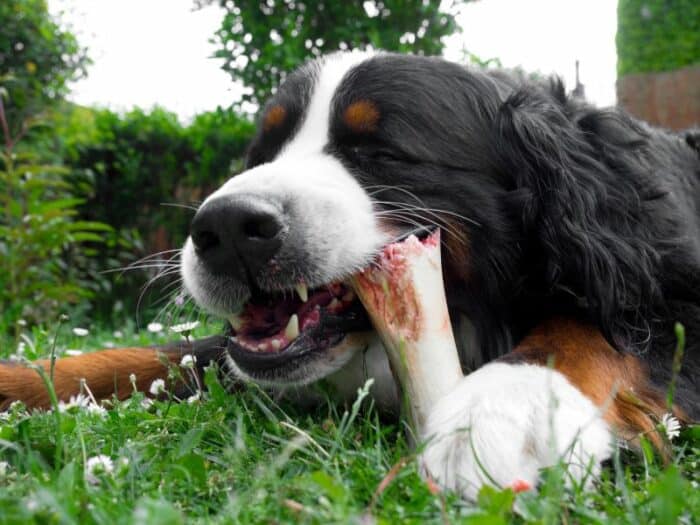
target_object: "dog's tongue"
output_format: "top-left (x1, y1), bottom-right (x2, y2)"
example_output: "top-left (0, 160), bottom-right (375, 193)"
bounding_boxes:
top-left (351, 230), bottom-right (463, 434)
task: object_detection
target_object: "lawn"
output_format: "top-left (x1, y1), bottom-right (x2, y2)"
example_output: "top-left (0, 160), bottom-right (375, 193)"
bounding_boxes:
top-left (0, 319), bottom-right (698, 524)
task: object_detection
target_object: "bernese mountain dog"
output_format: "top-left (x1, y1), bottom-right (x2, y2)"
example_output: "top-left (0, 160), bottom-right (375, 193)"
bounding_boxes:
top-left (1, 51), bottom-right (699, 498)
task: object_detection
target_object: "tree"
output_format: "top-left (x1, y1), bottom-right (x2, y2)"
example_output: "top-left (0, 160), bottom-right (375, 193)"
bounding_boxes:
top-left (0, 0), bottom-right (89, 136)
top-left (617, 0), bottom-right (700, 76)
top-left (197, 0), bottom-right (462, 106)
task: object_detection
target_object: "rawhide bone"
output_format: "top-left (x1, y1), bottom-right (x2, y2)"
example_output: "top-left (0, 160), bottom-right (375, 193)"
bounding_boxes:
top-left (351, 230), bottom-right (462, 435)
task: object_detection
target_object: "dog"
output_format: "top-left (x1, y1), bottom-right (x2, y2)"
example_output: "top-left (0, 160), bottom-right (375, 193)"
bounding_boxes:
top-left (2, 51), bottom-right (699, 498)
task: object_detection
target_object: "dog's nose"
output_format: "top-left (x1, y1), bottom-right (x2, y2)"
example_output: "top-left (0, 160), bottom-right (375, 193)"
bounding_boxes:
top-left (190, 196), bottom-right (284, 278)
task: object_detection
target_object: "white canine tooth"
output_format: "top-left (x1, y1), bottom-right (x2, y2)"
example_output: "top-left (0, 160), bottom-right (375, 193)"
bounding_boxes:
top-left (228, 314), bottom-right (243, 331)
top-left (328, 298), bottom-right (341, 310)
top-left (284, 314), bottom-right (300, 341)
top-left (271, 339), bottom-right (281, 350)
top-left (257, 343), bottom-right (268, 352)
top-left (295, 283), bottom-right (308, 303)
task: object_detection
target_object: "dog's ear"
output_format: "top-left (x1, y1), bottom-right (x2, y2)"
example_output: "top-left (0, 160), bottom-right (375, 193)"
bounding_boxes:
top-left (494, 84), bottom-right (662, 350)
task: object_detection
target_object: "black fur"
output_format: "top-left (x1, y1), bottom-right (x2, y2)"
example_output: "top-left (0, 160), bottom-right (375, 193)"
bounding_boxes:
top-left (249, 54), bottom-right (700, 419)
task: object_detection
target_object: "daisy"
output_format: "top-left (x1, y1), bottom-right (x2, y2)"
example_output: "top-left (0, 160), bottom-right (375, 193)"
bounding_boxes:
top-left (660, 413), bottom-right (681, 441)
top-left (149, 379), bottom-right (166, 396)
top-left (180, 354), bottom-right (197, 368)
top-left (170, 321), bottom-right (200, 334)
top-left (186, 392), bottom-right (202, 404)
top-left (147, 322), bottom-right (164, 333)
top-left (85, 455), bottom-right (114, 484)
top-left (58, 393), bottom-right (91, 412)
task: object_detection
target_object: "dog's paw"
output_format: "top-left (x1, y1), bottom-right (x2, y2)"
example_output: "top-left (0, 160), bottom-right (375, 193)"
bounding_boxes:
top-left (420, 362), bottom-right (612, 500)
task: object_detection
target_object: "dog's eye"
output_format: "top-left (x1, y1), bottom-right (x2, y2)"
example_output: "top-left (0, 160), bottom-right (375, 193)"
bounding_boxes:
top-left (360, 147), bottom-right (403, 163)
top-left (347, 144), bottom-right (405, 163)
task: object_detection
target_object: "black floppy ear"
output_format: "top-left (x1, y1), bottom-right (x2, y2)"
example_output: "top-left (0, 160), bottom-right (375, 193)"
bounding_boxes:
top-left (494, 83), bottom-right (661, 350)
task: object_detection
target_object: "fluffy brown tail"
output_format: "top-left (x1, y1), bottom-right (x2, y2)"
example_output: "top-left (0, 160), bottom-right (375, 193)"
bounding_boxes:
top-left (0, 335), bottom-right (228, 410)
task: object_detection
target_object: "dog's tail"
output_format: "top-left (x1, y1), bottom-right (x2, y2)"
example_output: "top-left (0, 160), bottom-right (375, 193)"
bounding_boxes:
top-left (0, 335), bottom-right (228, 410)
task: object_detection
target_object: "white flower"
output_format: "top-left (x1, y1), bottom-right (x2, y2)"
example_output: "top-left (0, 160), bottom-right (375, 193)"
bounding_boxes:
top-left (149, 379), bottom-right (166, 396)
top-left (129, 373), bottom-right (137, 384)
top-left (58, 393), bottom-right (91, 412)
top-left (0, 461), bottom-right (9, 476)
top-left (85, 455), bottom-right (114, 484)
top-left (186, 392), bottom-right (201, 404)
top-left (170, 321), bottom-right (200, 334)
top-left (147, 322), bottom-right (164, 333)
top-left (65, 349), bottom-right (83, 356)
top-left (17, 319), bottom-right (27, 327)
top-left (113, 330), bottom-right (124, 339)
top-left (16, 341), bottom-right (25, 355)
top-left (180, 354), bottom-right (197, 368)
top-left (660, 413), bottom-right (681, 441)
top-left (140, 398), bottom-right (154, 410)
top-left (8, 401), bottom-right (26, 413)
top-left (72, 327), bottom-right (89, 337)
top-left (57, 393), bottom-right (106, 417)
top-left (85, 403), bottom-right (107, 417)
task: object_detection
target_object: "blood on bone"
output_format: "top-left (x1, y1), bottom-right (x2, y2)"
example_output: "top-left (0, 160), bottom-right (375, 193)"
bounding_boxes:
top-left (354, 232), bottom-right (441, 342)
top-left (509, 479), bottom-right (532, 493)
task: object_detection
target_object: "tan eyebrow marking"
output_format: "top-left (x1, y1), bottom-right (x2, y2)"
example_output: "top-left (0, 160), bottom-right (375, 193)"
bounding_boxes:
top-left (343, 100), bottom-right (380, 133)
top-left (263, 105), bottom-right (287, 132)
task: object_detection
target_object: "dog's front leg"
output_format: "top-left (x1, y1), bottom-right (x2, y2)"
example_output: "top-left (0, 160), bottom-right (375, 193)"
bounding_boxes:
top-left (0, 335), bottom-right (228, 410)
top-left (421, 318), bottom-right (678, 499)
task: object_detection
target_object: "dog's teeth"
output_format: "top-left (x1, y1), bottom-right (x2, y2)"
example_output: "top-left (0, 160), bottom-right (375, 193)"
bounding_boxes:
top-left (295, 283), bottom-right (308, 303)
top-left (284, 314), bottom-right (300, 340)
top-left (228, 314), bottom-right (244, 331)
top-left (271, 339), bottom-right (281, 350)
top-left (328, 298), bottom-right (341, 311)
top-left (257, 343), bottom-right (268, 352)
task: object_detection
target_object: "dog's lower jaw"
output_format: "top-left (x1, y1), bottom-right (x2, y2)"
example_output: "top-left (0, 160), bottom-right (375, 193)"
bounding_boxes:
top-left (221, 331), bottom-right (382, 388)
top-left (420, 362), bottom-right (613, 500)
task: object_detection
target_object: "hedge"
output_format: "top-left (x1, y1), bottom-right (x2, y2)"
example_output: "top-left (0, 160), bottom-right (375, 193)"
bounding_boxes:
top-left (617, 0), bottom-right (700, 76)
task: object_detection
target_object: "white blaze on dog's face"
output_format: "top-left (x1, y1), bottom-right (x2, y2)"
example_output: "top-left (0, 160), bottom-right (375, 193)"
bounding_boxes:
top-left (181, 51), bottom-right (390, 385)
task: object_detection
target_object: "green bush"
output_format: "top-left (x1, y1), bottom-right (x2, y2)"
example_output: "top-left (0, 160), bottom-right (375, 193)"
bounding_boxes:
top-left (0, 0), bottom-right (89, 136)
top-left (60, 106), bottom-right (254, 248)
top-left (0, 99), bottom-right (110, 335)
top-left (617, 0), bottom-right (700, 76)
top-left (46, 105), bottom-right (255, 316)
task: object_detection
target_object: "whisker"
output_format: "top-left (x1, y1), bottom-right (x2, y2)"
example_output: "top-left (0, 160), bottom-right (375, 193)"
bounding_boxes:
top-left (135, 268), bottom-right (183, 326)
top-left (105, 250), bottom-right (183, 277)
top-left (160, 202), bottom-right (199, 212)
top-left (376, 209), bottom-right (465, 244)
top-left (367, 184), bottom-right (482, 227)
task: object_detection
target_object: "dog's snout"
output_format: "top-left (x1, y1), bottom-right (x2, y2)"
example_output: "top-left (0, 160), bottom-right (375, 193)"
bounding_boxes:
top-left (190, 196), bottom-right (284, 278)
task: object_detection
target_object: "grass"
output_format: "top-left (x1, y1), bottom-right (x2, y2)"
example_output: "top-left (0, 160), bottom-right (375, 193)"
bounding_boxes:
top-left (0, 318), bottom-right (699, 524)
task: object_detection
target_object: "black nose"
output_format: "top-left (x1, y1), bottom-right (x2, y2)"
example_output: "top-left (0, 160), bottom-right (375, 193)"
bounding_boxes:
top-left (190, 196), bottom-right (285, 279)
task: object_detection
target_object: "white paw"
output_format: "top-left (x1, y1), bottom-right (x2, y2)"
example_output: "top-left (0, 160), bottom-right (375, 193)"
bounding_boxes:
top-left (420, 362), bottom-right (612, 500)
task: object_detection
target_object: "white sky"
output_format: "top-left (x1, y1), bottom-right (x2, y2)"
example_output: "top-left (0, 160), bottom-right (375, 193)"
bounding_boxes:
top-left (47, 0), bottom-right (618, 121)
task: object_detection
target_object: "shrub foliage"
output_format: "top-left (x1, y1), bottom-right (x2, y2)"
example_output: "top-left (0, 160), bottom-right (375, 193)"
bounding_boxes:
top-left (617, 0), bottom-right (700, 75)
top-left (198, 0), bottom-right (463, 105)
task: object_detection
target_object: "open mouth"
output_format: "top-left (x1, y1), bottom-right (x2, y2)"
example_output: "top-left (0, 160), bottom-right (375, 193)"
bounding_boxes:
top-left (223, 228), bottom-right (437, 374)
top-left (225, 282), bottom-right (372, 371)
